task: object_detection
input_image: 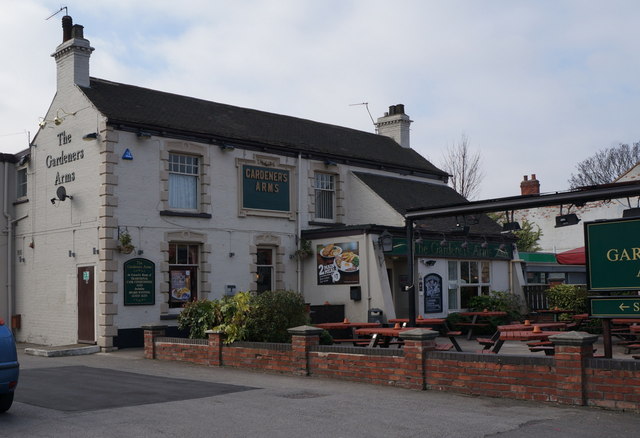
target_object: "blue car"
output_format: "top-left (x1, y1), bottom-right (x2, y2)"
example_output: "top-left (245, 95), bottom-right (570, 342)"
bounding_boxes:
top-left (0, 318), bottom-right (19, 413)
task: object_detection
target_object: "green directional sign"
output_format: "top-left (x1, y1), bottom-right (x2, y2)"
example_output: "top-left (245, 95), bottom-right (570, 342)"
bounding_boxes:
top-left (590, 296), bottom-right (640, 318)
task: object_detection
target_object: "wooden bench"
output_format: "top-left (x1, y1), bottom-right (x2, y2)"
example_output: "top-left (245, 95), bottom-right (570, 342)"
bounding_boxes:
top-left (624, 344), bottom-right (640, 354)
top-left (476, 338), bottom-right (495, 350)
top-left (455, 323), bottom-right (490, 328)
top-left (434, 343), bottom-right (454, 351)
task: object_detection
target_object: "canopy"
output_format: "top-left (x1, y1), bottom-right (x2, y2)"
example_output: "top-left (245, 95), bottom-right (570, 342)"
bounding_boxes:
top-left (556, 247), bottom-right (585, 265)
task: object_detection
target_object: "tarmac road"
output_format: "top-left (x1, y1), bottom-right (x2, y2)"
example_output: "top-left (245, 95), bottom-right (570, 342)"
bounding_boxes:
top-left (1, 346), bottom-right (639, 438)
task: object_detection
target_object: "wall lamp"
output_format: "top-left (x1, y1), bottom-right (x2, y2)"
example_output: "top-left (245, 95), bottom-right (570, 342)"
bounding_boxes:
top-left (502, 222), bottom-right (521, 232)
top-left (324, 159), bottom-right (337, 166)
top-left (137, 130), bottom-right (152, 139)
top-left (378, 230), bottom-right (393, 252)
top-left (439, 234), bottom-right (447, 247)
top-left (555, 213), bottom-right (580, 228)
top-left (460, 240), bottom-right (469, 249)
top-left (420, 259), bottom-right (436, 266)
top-left (219, 143), bottom-right (235, 151)
top-left (82, 132), bottom-right (98, 141)
top-left (623, 208), bottom-right (640, 218)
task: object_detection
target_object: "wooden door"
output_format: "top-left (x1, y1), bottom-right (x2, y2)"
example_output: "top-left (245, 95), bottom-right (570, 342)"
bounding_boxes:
top-left (77, 266), bottom-right (95, 344)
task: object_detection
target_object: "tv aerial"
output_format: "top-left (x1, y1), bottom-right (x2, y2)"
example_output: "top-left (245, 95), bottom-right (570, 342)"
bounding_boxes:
top-left (349, 102), bottom-right (377, 132)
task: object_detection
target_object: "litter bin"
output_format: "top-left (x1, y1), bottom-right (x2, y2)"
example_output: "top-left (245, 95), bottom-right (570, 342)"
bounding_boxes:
top-left (368, 308), bottom-right (383, 324)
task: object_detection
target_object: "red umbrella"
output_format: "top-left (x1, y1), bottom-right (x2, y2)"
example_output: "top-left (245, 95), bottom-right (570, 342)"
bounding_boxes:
top-left (556, 246), bottom-right (585, 265)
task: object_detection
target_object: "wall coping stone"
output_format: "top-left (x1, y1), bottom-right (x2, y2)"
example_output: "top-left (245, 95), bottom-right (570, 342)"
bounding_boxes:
top-left (548, 331), bottom-right (599, 346)
top-left (205, 330), bottom-right (223, 335)
top-left (141, 324), bottom-right (168, 330)
top-left (399, 328), bottom-right (439, 341)
top-left (288, 325), bottom-right (324, 336)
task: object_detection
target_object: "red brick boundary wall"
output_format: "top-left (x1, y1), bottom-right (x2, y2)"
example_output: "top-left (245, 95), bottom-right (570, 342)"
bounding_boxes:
top-left (141, 324), bottom-right (640, 412)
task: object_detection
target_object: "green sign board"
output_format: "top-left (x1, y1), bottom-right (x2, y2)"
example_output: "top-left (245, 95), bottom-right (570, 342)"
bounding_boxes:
top-left (585, 218), bottom-right (640, 291)
top-left (242, 165), bottom-right (290, 211)
top-left (390, 238), bottom-right (512, 260)
top-left (124, 258), bottom-right (155, 306)
top-left (590, 296), bottom-right (640, 318)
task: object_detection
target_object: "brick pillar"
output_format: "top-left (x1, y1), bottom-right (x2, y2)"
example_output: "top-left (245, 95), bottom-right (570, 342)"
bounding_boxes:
top-left (549, 331), bottom-right (598, 406)
top-left (399, 328), bottom-right (439, 390)
top-left (206, 330), bottom-right (224, 367)
top-left (142, 324), bottom-right (167, 359)
top-left (287, 325), bottom-right (323, 376)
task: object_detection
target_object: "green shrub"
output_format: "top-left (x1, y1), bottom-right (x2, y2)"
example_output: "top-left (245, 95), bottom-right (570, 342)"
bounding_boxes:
top-left (545, 284), bottom-right (588, 320)
top-left (212, 292), bottom-right (253, 343)
top-left (467, 290), bottom-right (524, 321)
top-left (319, 329), bottom-right (333, 345)
top-left (245, 290), bottom-right (310, 343)
top-left (178, 299), bottom-right (220, 339)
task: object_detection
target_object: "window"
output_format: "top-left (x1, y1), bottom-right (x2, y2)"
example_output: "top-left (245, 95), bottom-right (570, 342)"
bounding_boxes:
top-left (16, 168), bottom-right (27, 198)
top-left (314, 173), bottom-right (335, 220)
top-left (256, 247), bottom-right (274, 294)
top-left (168, 243), bottom-right (199, 308)
top-left (447, 260), bottom-right (491, 310)
top-left (168, 153), bottom-right (199, 210)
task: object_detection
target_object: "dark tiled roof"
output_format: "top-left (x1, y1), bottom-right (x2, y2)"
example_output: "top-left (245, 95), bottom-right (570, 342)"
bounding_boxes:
top-left (80, 78), bottom-right (448, 177)
top-left (353, 172), bottom-right (503, 235)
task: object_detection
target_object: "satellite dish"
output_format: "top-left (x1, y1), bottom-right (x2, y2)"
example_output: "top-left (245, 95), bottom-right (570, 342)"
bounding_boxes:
top-left (56, 186), bottom-right (72, 201)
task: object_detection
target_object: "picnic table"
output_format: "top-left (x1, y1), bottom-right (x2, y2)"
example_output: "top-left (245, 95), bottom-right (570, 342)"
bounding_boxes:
top-left (314, 321), bottom-right (381, 345)
top-left (537, 308), bottom-right (575, 322)
top-left (491, 330), bottom-right (565, 354)
top-left (457, 311), bottom-right (508, 340)
top-left (497, 322), bottom-right (567, 332)
top-left (355, 326), bottom-right (417, 347)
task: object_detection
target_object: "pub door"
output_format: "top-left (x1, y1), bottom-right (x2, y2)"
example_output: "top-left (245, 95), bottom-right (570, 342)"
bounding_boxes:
top-left (77, 266), bottom-right (96, 344)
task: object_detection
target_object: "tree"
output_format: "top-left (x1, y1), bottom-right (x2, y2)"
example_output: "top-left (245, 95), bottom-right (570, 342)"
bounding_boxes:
top-left (440, 134), bottom-right (484, 200)
top-left (487, 214), bottom-right (543, 253)
top-left (568, 142), bottom-right (640, 189)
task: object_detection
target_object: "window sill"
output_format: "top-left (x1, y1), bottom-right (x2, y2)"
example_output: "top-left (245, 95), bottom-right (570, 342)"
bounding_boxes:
top-left (160, 210), bottom-right (212, 219)
top-left (308, 221), bottom-right (343, 227)
top-left (160, 314), bottom-right (179, 320)
top-left (13, 198), bottom-right (29, 205)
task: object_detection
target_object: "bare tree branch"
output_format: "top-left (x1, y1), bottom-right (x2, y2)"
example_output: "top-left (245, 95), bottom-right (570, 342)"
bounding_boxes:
top-left (568, 142), bottom-right (640, 188)
top-left (440, 134), bottom-right (484, 200)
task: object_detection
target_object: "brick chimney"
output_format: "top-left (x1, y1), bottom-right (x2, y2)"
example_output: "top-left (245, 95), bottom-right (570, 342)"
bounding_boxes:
top-left (520, 174), bottom-right (540, 195)
top-left (376, 104), bottom-right (412, 148)
top-left (51, 15), bottom-right (94, 90)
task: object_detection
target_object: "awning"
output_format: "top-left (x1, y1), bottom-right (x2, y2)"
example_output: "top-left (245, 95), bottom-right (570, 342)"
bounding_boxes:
top-left (556, 247), bottom-right (585, 265)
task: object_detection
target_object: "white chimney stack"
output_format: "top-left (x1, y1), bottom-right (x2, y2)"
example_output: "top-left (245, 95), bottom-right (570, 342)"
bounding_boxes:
top-left (376, 104), bottom-right (412, 148)
top-left (51, 16), bottom-right (94, 90)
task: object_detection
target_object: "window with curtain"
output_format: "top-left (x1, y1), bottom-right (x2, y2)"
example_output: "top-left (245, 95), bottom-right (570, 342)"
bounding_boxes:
top-left (314, 172), bottom-right (335, 220)
top-left (168, 243), bottom-right (199, 308)
top-left (169, 153), bottom-right (199, 210)
top-left (256, 247), bottom-right (274, 294)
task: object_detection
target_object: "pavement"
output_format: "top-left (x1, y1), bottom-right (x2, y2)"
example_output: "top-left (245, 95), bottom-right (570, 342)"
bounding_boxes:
top-left (4, 342), bottom-right (640, 437)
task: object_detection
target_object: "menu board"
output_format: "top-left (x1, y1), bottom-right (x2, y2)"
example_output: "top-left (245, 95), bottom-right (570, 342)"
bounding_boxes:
top-left (423, 273), bottom-right (443, 313)
top-left (316, 241), bottom-right (360, 285)
top-left (123, 258), bottom-right (155, 306)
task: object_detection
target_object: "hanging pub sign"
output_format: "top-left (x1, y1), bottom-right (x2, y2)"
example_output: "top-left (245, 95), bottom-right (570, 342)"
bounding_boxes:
top-left (123, 258), bottom-right (155, 306)
top-left (585, 217), bottom-right (640, 291)
top-left (317, 241), bottom-right (360, 285)
top-left (390, 238), bottom-right (512, 260)
top-left (423, 273), bottom-right (443, 313)
top-left (242, 165), bottom-right (290, 211)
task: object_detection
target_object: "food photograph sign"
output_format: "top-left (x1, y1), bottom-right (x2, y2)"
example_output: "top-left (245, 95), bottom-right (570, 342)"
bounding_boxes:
top-left (316, 242), bottom-right (360, 285)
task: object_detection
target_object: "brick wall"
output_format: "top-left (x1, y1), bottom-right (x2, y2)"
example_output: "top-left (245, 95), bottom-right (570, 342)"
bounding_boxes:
top-left (142, 326), bottom-right (640, 413)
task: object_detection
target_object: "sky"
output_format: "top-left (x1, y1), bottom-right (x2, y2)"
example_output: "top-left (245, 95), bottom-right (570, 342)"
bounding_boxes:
top-left (1, 0), bottom-right (639, 199)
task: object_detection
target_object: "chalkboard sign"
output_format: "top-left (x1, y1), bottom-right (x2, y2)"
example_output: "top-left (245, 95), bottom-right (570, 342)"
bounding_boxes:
top-left (423, 273), bottom-right (443, 313)
top-left (124, 258), bottom-right (155, 306)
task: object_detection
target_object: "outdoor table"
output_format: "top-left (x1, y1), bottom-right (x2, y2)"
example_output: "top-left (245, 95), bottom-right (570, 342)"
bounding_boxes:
top-left (497, 322), bottom-right (567, 332)
top-left (315, 321), bottom-right (381, 345)
top-left (387, 318), bottom-right (409, 325)
top-left (537, 309), bottom-right (575, 322)
top-left (492, 330), bottom-right (564, 354)
top-left (457, 311), bottom-right (508, 340)
top-left (355, 326), bottom-right (418, 348)
top-left (415, 318), bottom-right (463, 351)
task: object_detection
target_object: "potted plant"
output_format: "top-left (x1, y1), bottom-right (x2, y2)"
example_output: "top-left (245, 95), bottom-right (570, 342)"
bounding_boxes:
top-left (118, 230), bottom-right (134, 254)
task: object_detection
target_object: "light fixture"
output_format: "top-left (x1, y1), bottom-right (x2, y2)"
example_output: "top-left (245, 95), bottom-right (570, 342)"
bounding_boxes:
top-left (18, 154), bottom-right (30, 166)
top-left (219, 143), bottom-right (235, 151)
top-left (421, 259), bottom-right (436, 266)
top-left (82, 132), bottom-right (98, 141)
top-left (555, 213), bottom-right (580, 227)
top-left (460, 241), bottom-right (468, 249)
top-left (502, 222), bottom-right (521, 232)
top-left (137, 130), bottom-right (152, 139)
top-left (414, 230), bottom-right (423, 244)
top-left (324, 159), bottom-right (337, 166)
top-left (439, 234), bottom-right (447, 247)
top-left (481, 237), bottom-right (488, 249)
top-left (378, 230), bottom-right (393, 252)
top-left (623, 208), bottom-right (640, 218)
top-left (451, 224), bottom-right (469, 235)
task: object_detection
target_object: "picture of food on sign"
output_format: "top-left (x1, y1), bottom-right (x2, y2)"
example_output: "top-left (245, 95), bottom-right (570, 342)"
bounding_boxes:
top-left (335, 251), bottom-right (359, 272)
top-left (319, 243), bottom-right (342, 258)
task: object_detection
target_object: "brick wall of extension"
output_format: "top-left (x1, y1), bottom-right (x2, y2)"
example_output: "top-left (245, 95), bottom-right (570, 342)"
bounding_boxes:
top-left (142, 325), bottom-right (640, 412)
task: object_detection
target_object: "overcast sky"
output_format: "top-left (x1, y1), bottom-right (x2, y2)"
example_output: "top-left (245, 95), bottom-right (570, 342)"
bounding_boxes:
top-left (1, 0), bottom-right (638, 199)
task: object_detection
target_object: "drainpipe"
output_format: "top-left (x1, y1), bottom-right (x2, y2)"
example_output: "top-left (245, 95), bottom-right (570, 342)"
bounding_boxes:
top-left (3, 162), bottom-right (13, 326)
top-left (296, 153), bottom-right (303, 295)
